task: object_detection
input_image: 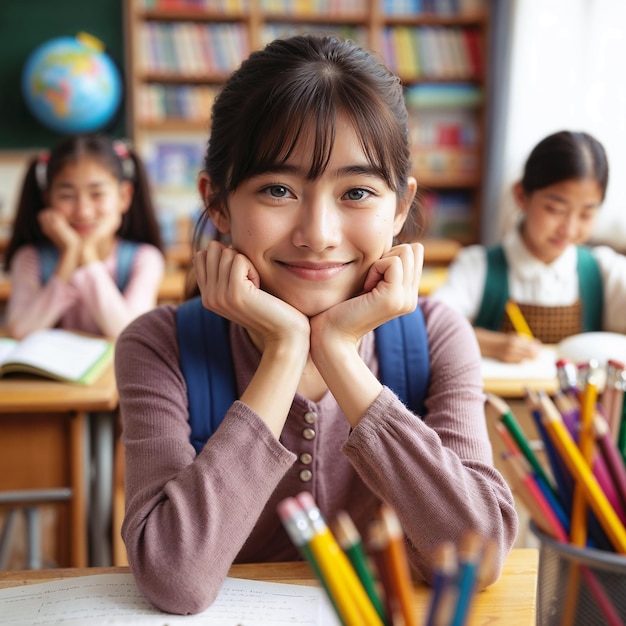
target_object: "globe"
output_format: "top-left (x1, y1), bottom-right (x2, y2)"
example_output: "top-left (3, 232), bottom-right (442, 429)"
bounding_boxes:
top-left (21, 35), bottom-right (123, 134)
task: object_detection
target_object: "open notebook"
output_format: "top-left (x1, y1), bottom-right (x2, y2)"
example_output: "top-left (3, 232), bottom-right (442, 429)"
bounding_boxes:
top-left (0, 329), bottom-right (113, 385)
top-left (0, 573), bottom-right (340, 625)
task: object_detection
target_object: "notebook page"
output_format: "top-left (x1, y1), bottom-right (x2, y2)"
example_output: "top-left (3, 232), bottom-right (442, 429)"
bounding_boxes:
top-left (0, 573), bottom-right (341, 625)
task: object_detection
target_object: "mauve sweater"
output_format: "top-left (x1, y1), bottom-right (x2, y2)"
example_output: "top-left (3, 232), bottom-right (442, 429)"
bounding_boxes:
top-left (116, 297), bottom-right (518, 615)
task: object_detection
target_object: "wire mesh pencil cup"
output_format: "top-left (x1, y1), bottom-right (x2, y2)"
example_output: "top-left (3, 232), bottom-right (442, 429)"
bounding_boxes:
top-left (531, 522), bottom-right (626, 625)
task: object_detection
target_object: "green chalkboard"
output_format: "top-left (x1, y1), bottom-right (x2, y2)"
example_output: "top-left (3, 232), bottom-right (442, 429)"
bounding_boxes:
top-left (0, 0), bottom-right (125, 150)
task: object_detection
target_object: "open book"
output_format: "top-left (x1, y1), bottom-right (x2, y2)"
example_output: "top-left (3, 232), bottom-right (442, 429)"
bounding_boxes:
top-left (0, 329), bottom-right (114, 385)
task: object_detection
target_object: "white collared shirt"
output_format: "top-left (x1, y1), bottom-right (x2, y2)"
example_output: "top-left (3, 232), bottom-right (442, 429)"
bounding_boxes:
top-left (430, 228), bottom-right (626, 334)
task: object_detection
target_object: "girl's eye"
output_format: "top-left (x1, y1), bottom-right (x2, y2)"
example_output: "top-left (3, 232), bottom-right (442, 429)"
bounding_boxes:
top-left (264, 185), bottom-right (290, 198)
top-left (344, 188), bottom-right (369, 201)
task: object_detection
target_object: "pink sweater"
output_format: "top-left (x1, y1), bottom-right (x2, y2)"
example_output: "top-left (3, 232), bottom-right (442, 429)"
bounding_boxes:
top-left (7, 240), bottom-right (165, 339)
top-left (116, 298), bottom-right (518, 615)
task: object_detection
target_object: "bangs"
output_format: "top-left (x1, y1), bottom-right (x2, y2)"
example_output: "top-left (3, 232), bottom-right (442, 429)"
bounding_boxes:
top-left (226, 66), bottom-right (402, 191)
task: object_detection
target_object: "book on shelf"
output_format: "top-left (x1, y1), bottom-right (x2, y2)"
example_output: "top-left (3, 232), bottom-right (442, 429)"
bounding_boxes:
top-left (0, 329), bottom-right (114, 385)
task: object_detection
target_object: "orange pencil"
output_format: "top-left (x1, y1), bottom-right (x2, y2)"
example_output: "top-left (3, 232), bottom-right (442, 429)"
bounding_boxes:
top-left (379, 506), bottom-right (417, 626)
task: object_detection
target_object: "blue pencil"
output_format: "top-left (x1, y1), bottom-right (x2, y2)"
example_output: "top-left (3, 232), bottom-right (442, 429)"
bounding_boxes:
top-left (424, 541), bottom-right (457, 626)
top-left (449, 531), bottom-right (483, 626)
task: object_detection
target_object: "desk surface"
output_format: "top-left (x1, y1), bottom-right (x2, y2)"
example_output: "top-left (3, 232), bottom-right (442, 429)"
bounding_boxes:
top-left (0, 549), bottom-right (538, 624)
top-left (0, 361), bottom-right (118, 413)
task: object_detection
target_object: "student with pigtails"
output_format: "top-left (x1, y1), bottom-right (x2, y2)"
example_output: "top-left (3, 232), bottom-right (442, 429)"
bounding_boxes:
top-left (4, 134), bottom-right (165, 340)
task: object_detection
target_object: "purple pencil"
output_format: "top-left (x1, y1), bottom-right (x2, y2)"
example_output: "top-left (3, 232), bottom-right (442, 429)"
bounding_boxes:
top-left (593, 415), bottom-right (626, 512)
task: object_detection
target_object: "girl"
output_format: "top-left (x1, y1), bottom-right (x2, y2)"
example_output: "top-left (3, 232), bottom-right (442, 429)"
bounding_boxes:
top-left (432, 130), bottom-right (626, 362)
top-left (115, 35), bottom-right (518, 615)
top-left (4, 134), bottom-right (165, 339)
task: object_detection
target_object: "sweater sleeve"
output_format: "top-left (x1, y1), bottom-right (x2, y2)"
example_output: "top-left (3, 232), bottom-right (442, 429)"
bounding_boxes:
top-left (343, 299), bottom-right (518, 587)
top-left (72, 243), bottom-right (165, 339)
top-left (6, 246), bottom-right (79, 339)
top-left (116, 307), bottom-right (296, 615)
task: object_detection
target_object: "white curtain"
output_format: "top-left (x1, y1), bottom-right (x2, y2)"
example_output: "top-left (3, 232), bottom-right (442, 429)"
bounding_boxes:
top-left (484, 0), bottom-right (626, 250)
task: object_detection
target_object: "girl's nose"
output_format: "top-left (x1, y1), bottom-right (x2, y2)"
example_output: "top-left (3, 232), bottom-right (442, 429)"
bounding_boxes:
top-left (292, 197), bottom-right (342, 251)
top-left (74, 194), bottom-right (94, 218)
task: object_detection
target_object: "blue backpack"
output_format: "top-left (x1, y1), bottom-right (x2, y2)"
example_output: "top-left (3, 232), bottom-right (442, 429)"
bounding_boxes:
top-left (38, 241), bottom-right (139, 291)
top-left (176, 297), bottom-right (430, 454)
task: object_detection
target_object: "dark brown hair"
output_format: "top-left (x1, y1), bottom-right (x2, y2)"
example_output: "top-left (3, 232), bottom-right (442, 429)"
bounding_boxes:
top-left (4, 134), bottom-right (163, 270)
top-left (194, 34), bottom-right (423, 251)
top-left (521, 130), bottom-right (609, 199)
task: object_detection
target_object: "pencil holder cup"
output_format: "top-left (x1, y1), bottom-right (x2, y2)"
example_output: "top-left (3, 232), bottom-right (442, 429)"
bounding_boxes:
top-left (531, 522), bottom-right (626, 625)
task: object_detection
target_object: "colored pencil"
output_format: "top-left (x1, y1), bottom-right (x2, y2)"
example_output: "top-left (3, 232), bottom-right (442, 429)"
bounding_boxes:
top-left (424, 541), bottom-right (458, 626)
top-left (593, 415), bottom-right (626, 512)
top-left (504, 300), bottom-right (533, 338)
top-left (296, 492), bottom-right (385, 626)
top-left (486, 393), bottom-right (557, 500)
top-left (368, 519), bottom-right (400, 626)
top-left (332, 510), bottom-right (387, 625)
top-left (277, 497), bottom-right (346, 626)
top-left (525, 388), bottom-right (574, 518)
top-left (501, 451), bottom-right (567, 541)
top-left (494, 420), bottom-right (569, 532)
top-left (555, 358), bottom-right (579, 397)
top-left (569, 381), bottom-right (597, 546)
top-left (537, 392), bottom-right (626, 554)
top-left (377, 505), bottom-right (418, 626)
top-left (449, 531), bottom-right (483, 626)
top-left (561, 381), bottom-right (597, 626)
top-left (558, 398), bottom-right (626, 528)
top-left (604, 360), bottom-right (626, 443)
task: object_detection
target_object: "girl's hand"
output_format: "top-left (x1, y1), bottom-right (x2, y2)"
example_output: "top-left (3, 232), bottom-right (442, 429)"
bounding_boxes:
top-left (193, 240), bottom-right (310, 352)
top-left (310, 242), bottom-right (424, 352)
top-left (81, 210), bottom-right (123, 265)
top-left (307, 243), bottom-right (423, 427)
top-left (38, 209), bottom-right (81, 252)
top-left (474, 327), bottom-right (541, 363)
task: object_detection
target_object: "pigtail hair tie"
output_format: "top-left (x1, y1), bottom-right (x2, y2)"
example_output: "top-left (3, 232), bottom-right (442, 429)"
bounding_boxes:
top-left (113, 139), bottom-right (136, 180)
top-left (35, 152), bottom-right (50, 190)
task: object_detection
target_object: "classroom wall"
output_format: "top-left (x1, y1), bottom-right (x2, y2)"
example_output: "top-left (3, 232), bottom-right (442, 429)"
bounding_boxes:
top-left (0, 0), bottom-right (125, 225)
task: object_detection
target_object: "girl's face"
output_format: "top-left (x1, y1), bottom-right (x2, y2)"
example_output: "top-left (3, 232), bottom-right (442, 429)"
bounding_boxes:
top-left (515, 177), bottom-right (603, 264)
top-left (208, 115), bottom-right (416, 317)
top-left (47, 158), bottom-right (132, 237)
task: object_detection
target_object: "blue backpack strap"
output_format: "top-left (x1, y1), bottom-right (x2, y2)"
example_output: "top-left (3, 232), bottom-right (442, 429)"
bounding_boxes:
top-left (178, 299), bottom-right (431, 453)
top-left (38, 245), bottom-right (59, 285)
top-left (115, 240), bottom-right (139, 292)
top-left (577, 246), bottom-right (603, 332)
top-left (176, 297), bottom-right (237, 454)
top-left (374, 306), bottom-right (430, 416)
top-left (37, 240), bottom-right (138, 291)
top-left (474, 245), bottom-right (509, 331)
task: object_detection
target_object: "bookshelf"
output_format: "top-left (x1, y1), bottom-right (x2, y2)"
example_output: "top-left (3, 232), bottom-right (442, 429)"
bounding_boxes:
top-left (125, 0), bottom-right (489, 246)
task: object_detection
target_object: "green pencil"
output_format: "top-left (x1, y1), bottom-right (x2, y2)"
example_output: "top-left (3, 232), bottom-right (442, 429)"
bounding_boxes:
top-left (486, 393), bottom-right (559, 502)
top-left (332, 510), bottom-right (388, 625)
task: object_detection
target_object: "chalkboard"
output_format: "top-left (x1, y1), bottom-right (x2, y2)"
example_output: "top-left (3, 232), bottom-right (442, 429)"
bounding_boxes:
top-left (0, 0), bottom-right (125, 150)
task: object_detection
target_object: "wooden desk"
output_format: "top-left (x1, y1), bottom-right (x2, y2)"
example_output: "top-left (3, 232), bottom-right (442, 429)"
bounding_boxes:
top-left (0, 364), bottom-right (119, 568)
top-left (0, 271), bottom-right (189, 306)
top-left (482, 376), bottom-right (559, 398)
top-left (0, 549), bottom-right (538, 624)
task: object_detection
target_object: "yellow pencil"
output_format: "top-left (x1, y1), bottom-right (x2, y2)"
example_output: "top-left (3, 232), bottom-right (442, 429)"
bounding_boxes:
top-left (504, 300), bottom-right (534, 338)
top-left (297, 493), bottom-right (385, 626)
top-left (538, 392), bottom-right (626, 554)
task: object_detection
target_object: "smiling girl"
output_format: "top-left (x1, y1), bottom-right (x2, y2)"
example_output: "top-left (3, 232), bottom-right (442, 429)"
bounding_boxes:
top-left (115, 35), bottom-right (517, 614)
top-left (432, 130), bottom-right (626, 362)
top-left (4, 134), bottom-right (164, 339)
